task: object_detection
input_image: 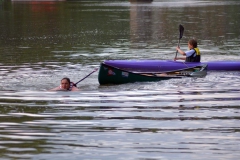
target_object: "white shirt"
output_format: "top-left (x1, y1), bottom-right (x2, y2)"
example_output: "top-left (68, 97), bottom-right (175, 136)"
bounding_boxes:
top-left (185, 49), bottom-right (196, 57)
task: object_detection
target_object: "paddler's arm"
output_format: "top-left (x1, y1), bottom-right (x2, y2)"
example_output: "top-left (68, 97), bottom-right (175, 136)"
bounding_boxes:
top-left (174, 46), bottom-right (187, 61)
top-left (176, 46), bottom-right (186, 56)
top-left (174, 57), bottom-right (186, 61)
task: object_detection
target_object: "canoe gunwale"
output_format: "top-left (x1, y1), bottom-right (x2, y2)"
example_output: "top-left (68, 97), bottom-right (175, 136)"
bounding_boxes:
top-left (132, 64), bottom-right (208, 74)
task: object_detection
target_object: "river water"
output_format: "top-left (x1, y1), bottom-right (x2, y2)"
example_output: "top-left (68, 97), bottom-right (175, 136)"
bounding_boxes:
top-left (0, 0), bottom-right (240, 159)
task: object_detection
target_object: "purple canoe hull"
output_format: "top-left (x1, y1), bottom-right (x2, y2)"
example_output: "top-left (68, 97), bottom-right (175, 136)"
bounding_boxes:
top-left (104, 60), bottom-right (240, 72)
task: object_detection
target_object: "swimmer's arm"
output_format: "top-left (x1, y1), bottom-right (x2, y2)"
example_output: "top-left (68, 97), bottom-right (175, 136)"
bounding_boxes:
top-left (71, 86), bottom-right (80, 91)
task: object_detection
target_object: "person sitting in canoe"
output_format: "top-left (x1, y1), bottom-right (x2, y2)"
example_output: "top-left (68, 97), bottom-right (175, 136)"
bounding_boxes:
top-left (50, 77), bottom-right (79, 91)
top-left (174, 39), bottom-right (200, 62)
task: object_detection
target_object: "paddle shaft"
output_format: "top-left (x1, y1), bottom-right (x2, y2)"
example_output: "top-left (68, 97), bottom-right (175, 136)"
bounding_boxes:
top-left (174, 24), bottom-right (184, 59)
top-left (175, 39), bottom-right (180, 59)
top-left (74, 68), bottom-right (98, 86)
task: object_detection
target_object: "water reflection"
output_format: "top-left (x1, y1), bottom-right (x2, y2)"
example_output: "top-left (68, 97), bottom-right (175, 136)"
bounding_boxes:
top-left (0, 87), bottom-right (240, 159)
top-left (0, 1), bottom-right (240, 159)
top-left (130, 4), bottom-right (153, 49)
top-left (129, 0), bottom-right (153, 3)
top-left (128, 1), bottom-right (240, 60)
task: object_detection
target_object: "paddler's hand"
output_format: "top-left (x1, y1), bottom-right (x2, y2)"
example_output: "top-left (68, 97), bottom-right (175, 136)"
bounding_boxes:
top-left (176, 46), bottom-right (180, 51)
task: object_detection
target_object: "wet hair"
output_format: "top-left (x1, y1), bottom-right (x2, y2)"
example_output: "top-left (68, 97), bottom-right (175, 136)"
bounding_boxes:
top-left (188, 39), bottom-right (198, 48)
top-left (61, 77), bottom-right (70, 84)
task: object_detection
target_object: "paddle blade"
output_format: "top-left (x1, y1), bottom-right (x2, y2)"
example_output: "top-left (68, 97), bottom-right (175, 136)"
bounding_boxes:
top-left (179, 24), bottom-right (184, 39)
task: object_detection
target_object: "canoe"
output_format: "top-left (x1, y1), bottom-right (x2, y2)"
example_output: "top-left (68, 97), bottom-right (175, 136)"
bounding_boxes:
top-left (98, 62), bottom-right (207, 85)
top-left (103, 60), bottom-right (240, 72)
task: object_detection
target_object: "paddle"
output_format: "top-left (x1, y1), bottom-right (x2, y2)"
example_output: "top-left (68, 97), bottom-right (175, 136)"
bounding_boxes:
top-left (73, 68), bottom-right (98, 87)
top-left (175, 24), bottom-right (184, 59)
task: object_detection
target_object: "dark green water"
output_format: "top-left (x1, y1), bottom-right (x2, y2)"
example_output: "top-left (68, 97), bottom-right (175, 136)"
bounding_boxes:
top-left (0, 0), bottom-right (240, 159)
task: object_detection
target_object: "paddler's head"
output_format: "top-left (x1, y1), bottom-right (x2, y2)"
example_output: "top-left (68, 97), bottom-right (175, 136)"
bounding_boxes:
top-left (188, 39), bottom-right (197, 49)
